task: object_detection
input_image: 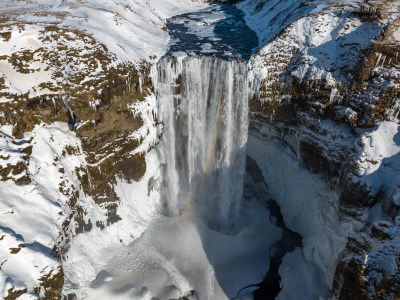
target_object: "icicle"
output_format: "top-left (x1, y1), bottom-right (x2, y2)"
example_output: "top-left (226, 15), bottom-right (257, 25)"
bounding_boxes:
top-left (89, 99), bottom-right (101, 111)
top-left (62, 88), bottom-right (75, 122)
top-left (375, 53), bottom-right (382, 67)
top-left (380, 55), bottom-right (386, 68)
top-left (138, 73), bottom-right (143, 94)
top-left (329, 88), bottom-right (338, 105)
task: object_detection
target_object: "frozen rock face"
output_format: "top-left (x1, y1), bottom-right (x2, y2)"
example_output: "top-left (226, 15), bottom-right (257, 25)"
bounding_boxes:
top-left (245, 0), bottom-right (399, 128)
top-left (154, 55), bottom-right (249, 232)
top-left (241, 0), bottom-right (400, 298)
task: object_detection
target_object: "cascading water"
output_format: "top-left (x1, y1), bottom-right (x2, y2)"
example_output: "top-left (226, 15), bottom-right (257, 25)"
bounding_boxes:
top-left (61, 3), bottom-right (345, 299)
top-left (82, 6), bottom-right (281, 300)
top-left (154, 55), bottom-right (249, 232)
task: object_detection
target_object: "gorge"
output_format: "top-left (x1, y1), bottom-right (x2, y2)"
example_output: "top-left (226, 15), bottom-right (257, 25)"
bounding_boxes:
top-left (0, 0), bottom-right (399, 299)
top-left (85, 4), bottom-right (348, 299)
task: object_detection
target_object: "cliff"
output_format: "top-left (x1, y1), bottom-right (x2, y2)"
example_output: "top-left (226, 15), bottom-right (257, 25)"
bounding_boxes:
top-left (0, 0), bottom-right (399, 299)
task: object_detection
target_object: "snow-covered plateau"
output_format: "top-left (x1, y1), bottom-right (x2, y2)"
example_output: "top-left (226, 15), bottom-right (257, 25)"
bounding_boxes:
top-left (0, 0), bottom-right (399, 299)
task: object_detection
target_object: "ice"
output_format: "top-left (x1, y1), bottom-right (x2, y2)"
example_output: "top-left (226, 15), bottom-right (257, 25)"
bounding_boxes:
top-left (200, 43), bottom-right (213, 50)
top-left (277, 248), bottom-right (329, 300)
top-left (247, 122), bottom-right (348, 294)
top-left (127, 94), bottom-right (161, 155)
top-left (329, 88), bottom-right (338, 105)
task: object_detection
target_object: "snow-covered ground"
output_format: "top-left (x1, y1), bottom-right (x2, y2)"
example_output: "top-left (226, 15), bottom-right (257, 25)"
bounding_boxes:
top-left (0, 0), bottom-right (206, 102)
top-left (356, 121), bottom-right (400, 197)
top-left (0, 0), bottom-right (206, 63)
top-left (245, 0), bottom-right (381, 99)
top-left (63, 149), bottom-right (281, 299)
top-left (0, 122), bottom-right (92, 298)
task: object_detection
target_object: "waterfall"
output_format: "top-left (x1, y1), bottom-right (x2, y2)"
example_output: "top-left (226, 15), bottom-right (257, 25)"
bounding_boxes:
top-left (154, 55), bottom-right (249, 232)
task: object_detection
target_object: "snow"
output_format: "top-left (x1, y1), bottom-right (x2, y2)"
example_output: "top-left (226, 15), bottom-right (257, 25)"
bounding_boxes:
top-left (242, 0), bottom-right (385, 121)
top-left (86, 207), bottom-right (278, 299)
top-left (61, 149), bottom-right (163, 297)
top-left (237, 0), bottom-right (316, 46)
top-left (0, 59), bottom-right (52, 99)
top-left (0, 0), bottom-right (206, 64)
top-left (393, 28), bottom-right (400, 41)
top-left (259, 11), bottom-right (379, 84)
top-left (356, 121), bottom-right (400, 199)
top-left (61, 144), bottom-right (281, 299)
top-left (277, 248), bottom-right (330, 300)
top-left (1, 0), bottom-right (399, 298)
top-left (0, 0), bottom-right (207, 102)
top-left (0, 29), bottom-right (41, 56)
top-left (0, 122), bottom-right (88, 296)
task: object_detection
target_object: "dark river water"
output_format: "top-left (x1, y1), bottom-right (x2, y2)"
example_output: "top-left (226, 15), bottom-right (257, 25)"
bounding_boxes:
top-left (166, 4), bottom-right (258, 60)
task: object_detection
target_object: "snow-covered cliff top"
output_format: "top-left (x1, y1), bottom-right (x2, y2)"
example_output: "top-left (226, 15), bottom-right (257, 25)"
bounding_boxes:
top-left (0, 0), bottom-right (206, 103)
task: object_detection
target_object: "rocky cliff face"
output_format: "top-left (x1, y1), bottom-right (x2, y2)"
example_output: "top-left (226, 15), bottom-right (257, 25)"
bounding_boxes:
top-left (241, 0), bottom-right (400, 298)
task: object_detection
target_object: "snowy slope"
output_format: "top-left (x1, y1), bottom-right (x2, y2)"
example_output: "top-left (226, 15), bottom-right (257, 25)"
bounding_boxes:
top-left (0, 0), bottom-right (206, 298)
top-left (0, 0), bottom-right (206, 103)
top-left (0, 0), bottom-right (206, 64)
top-left (0, 123), bottom-right (89, 299)
top-left (242, 0), bottom-right (399, 126)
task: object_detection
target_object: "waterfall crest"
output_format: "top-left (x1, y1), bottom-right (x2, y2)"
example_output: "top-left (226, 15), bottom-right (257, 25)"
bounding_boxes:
top-left (154, 55), bottom-right (249, 232)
